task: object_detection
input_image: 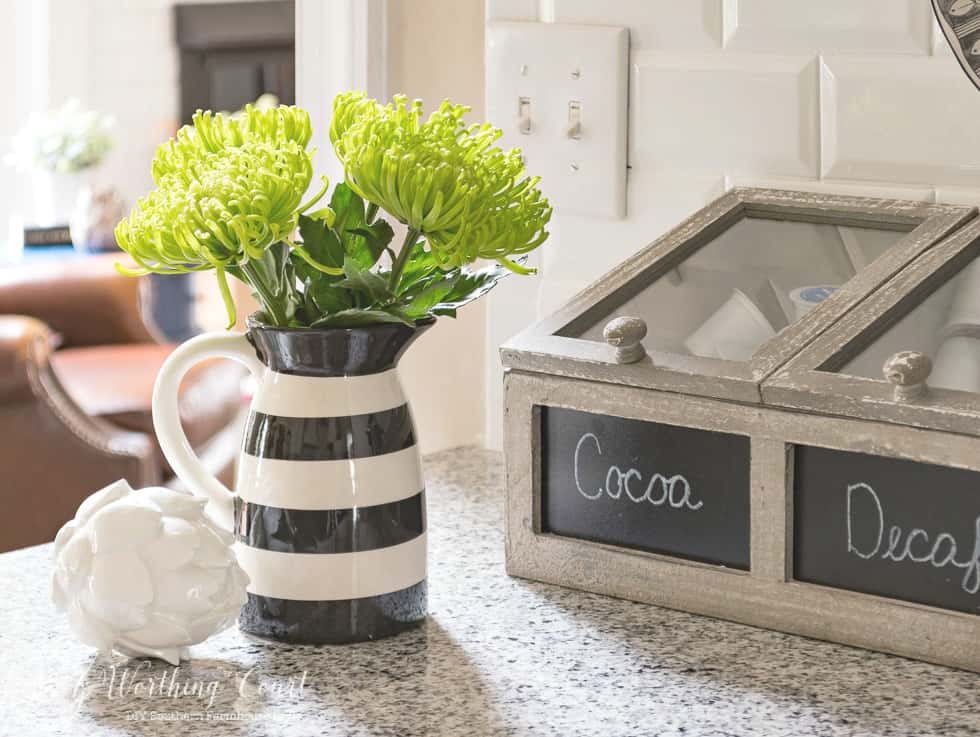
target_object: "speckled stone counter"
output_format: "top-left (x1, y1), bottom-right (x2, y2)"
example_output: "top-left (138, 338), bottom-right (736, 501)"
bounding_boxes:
top-left (2, 448), bottom-right (979, 737)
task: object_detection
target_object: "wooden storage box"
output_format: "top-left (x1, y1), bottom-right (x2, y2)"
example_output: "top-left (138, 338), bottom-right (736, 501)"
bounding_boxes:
top-left (501, 188), bottom-right (980, 671)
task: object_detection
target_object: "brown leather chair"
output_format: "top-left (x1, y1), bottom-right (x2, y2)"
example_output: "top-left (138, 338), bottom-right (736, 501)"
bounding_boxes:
top-left (0, 254), bottom-right (244, 552)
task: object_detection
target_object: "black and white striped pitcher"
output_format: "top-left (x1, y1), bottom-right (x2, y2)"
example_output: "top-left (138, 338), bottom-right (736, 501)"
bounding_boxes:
top-left (152, 317), bottom-right (432, 643)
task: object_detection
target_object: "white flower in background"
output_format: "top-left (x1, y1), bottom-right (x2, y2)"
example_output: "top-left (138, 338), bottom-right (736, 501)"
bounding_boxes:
top-left (52, 480), bottom-right (248, 665)
top-left (229, 92), bottom-right (280, 119)
top-left (5, 98), bottom-right (114, 174)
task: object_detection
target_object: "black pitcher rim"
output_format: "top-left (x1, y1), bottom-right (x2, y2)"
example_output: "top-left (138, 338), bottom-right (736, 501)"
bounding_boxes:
top-left (246, 313), bottom-right (437, 334)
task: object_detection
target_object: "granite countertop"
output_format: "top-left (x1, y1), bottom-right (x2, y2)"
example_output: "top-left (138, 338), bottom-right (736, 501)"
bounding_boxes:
top-left (2, 447), bottom-right (978, 737)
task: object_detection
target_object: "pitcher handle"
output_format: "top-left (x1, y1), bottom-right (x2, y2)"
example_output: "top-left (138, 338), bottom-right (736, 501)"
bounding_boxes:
top-left (152, 332), bottom-right (265, 531)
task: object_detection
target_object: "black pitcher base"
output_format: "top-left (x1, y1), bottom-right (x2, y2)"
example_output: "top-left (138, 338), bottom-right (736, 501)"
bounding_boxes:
top-left (238, 580), bottom-right (427, 644)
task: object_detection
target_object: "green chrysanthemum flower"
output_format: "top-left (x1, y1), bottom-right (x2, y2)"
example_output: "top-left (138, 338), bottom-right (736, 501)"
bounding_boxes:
top-left (152, 104), bottom-right (313, 184)
top-left (330, 92), bottom-right (551, 274)
top-left (115, 105), bottom-right (331, 326)
top-left (115, 95), bottom-right (551, 330)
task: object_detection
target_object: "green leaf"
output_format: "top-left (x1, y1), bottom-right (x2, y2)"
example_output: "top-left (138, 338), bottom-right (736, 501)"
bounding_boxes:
top-left (335, 257), bottom-right (393, 305)
top-left (328, 184), bottom-right (393, 270)
top-left (305, 207), bottom-right (334, 223)
top-left (290, 252), bottom-right (317, 284)
top-left (266, 242), bottom-right (294, 300)
top-left (347, 220), bottom-right (393, 270)
top-left (403, 272), bottom-right (459, 318)
top-left (309, 278), bottom-right (352, 316)
top-left (349, 222), bottom-right (393, 243)
top-left (427, 262), bottom-right (511, 317)
top-left (294, 278), bottom-right (319, 325)
top-left (329, 182), bottom-right (366, 235)
top-left (311, 307), bottom-right (414, 328)
top-left (297, 214), bottom-right (345, 271)
top-left (399, 261), bottom-right (511, 320)
top-left (395, 241), bottom-right (442, 295)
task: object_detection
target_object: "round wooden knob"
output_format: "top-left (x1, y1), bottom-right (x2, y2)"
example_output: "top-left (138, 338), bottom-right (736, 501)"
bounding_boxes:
top-left (883, 351), bottom-right (932, 401)
top-left (603, 316), bottom-right (647, 364)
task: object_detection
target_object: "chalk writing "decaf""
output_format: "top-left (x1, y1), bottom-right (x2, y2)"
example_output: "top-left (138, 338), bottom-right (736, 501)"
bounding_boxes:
top-left (573, 432), bottom-right (703, 511)
top-left (847, 482), bottom-right (980, 595)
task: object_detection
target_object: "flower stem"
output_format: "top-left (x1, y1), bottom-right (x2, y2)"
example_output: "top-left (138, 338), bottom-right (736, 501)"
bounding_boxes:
top-left (388, 227), bottom-right (421, 293)
top-left (241, 261), bottom-right (289, 326)
top-left (365, 202), bottom-right (379, 224)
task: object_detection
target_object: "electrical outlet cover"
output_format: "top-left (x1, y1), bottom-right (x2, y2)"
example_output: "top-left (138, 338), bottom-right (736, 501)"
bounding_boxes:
top-left (486, 21), bottom-right (629, 219)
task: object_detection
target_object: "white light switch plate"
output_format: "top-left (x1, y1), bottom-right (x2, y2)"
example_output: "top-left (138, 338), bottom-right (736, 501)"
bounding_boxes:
top-left (486, 21), bottom-right (629, 219)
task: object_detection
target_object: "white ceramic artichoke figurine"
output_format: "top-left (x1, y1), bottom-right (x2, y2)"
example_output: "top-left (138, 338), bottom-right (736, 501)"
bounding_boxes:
top-left (52, 479), bottom-right (248, 665)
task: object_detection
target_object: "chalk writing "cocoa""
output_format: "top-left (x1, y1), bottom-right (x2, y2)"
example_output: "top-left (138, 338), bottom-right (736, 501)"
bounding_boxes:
top-left (847, 482), bottom-right (980, 595)
top-left (573, 433), bottom-right (703, 511)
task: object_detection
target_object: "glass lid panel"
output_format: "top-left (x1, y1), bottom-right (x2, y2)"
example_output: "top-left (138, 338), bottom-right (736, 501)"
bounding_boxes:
top-left (566, 216), bottom-right (910, 362)
top-left (830, 251), bottom-right (980, 393)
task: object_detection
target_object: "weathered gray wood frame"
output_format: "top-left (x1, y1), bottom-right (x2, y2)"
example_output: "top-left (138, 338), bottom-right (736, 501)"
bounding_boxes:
top-left (766, 216), bottom-right (980, 437)
top-left (501, 189), bottom-right (974, 404)
top-left (503, 369), bottom-right (980, 672)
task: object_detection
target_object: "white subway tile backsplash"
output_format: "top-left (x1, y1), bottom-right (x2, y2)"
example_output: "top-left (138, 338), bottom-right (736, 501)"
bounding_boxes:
top-left (552, 0), bottom-right (722, 50)
top-left (539, 171), bottom-right (725, 316)
top-left (484, 9), bottom-right (980, 447)
top-left (821, 56), bottom-right (980, 185)
top-left (486, 0), bottom-right (538, 22)
top-left (632, 53), bottom-right (819, 178)
top-left (724, 0), bottom-right (932, 54)
top-left (725, 175), bottom-right (936, 203)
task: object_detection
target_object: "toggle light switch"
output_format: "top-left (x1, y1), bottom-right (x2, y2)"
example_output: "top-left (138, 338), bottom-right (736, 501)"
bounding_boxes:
top-left (518, 96), bottom-right (531, 135)
top-left (566, 100), bottom-right (582, 140)
top-left (486, 21), bottom-right (629, 218)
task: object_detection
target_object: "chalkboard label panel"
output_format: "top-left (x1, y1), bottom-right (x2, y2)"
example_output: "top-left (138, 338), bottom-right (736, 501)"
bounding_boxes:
top-left (540, 407), bottom-right (751, 569)
top-left (794, 446), bottom-right (980, 616)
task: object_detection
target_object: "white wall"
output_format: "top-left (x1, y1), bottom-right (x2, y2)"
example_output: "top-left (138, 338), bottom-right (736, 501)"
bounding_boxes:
top-left (3, 0), bottom-right (276, 238)
top-left (2, 0), bottom-right (65, 247)
top-left (81, 0), bottom-right (179, 208)
top-left (0, 0), bottom-right (190, 245)
top-left (296, 0), bottom-right (488, 454)
top-left (61, 0), bottom-right (275, 214)
top-left (386, 0), bottom-right (488, 454)
top-left (483, 0), bottom-right (980, 449)
top-left (10, 0), bottom-right (182, 216)
top-left (5, 0), bottom-right (285, 329)
top-left (0, 0), bottom-right (23, 240)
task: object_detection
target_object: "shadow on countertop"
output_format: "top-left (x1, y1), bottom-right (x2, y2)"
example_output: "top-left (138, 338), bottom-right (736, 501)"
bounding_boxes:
top-left (75, 618), bottom-right (509, 737)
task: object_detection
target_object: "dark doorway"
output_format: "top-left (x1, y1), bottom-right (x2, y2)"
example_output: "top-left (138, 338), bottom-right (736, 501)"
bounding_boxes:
top-left (175, 0), bottom-right (295, 122)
